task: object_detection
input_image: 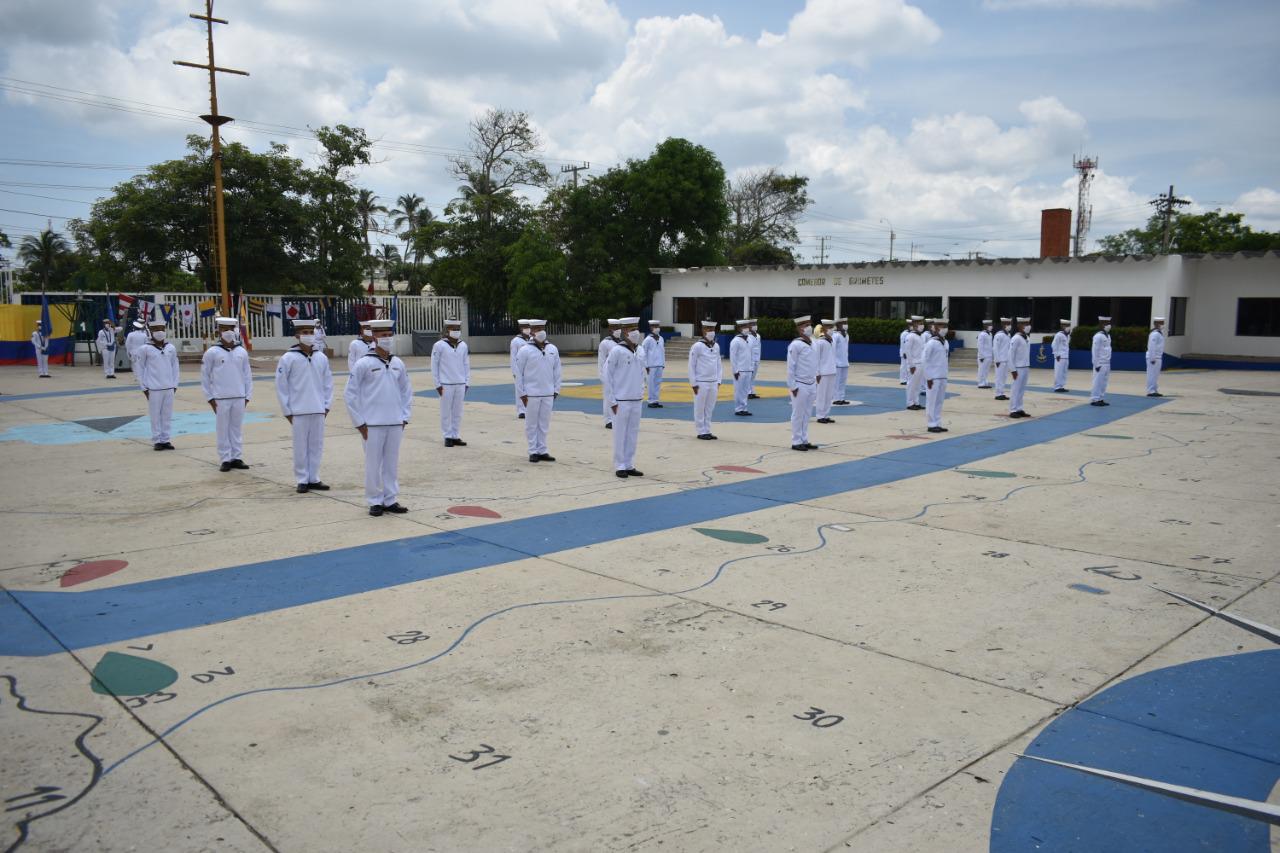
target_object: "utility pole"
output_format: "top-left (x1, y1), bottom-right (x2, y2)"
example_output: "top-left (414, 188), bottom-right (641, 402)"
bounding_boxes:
top-left (880, 217), bottom-right (895, 261)
top-left (175, 0), bottom-right (248, 316)
top-left (560, 162), bottom-right (590, 189)
top-left (1150, 184), bottom-right (1191, 254)
top-left (816, 235), bottom-right (830, 264)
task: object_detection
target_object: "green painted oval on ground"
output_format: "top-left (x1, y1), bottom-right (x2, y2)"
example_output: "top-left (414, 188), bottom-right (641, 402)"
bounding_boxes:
top-left (692, 528), bottom-right (769, 545)
top-left (954, 469), bottom-right (1017, 478)
top-left (90, 651), bottom-right (179, 697)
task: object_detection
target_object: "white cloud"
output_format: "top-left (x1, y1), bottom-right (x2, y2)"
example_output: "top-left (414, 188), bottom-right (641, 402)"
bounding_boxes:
top-left (1233, 187), bottom-right (1280, 232)
top-left (983, 0), bottom-right (1174, 9)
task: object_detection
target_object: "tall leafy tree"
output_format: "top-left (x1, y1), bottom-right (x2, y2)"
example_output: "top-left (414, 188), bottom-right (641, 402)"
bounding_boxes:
top-left (0, 228), bottom-right (10, 248)
top-left (310, 124), bottom-right (373, 291)
top-left (449, 108), bottom-right (551, 227)
top-left (1097, 209), bottom-right (1280, 255)
top-left (17, 229), bottom-right (72, 291)
top-left (355, 189), bottom-right (386, 288)
top-left (724, 168), bottom-right (811, 264)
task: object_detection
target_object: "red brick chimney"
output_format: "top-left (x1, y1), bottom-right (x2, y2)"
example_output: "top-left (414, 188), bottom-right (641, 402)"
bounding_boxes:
top-left (1040, 208), bottom-right (1072, 258)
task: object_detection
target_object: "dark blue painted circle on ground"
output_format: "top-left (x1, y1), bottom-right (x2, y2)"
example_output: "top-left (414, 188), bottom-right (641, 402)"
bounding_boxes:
top-left (991, 649), bottom-right (1280, 852)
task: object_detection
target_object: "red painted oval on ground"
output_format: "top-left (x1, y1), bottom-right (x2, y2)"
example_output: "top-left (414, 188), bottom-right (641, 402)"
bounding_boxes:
top-left (447, 505), bottom-right (502, 519)
top-left (60, 560), bottom-right (129, 587)
top-left (714, 465), bottom-right (764, 474)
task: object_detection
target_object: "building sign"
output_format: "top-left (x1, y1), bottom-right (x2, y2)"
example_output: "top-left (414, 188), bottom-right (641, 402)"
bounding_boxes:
top-left (798, 277), bottom-right (827, 287)
top-left (797, 275), bottom-right (887, 287)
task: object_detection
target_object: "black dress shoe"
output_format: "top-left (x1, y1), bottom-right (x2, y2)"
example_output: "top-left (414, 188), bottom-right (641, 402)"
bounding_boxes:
top-left (382, 503), bottom-right (409, 513)
top-left (529, 454), bottom-right (541, 462)
top-left (230, 459), bottom-right (249, 469)
top-left (938, 427), bottom-right (949, 432)
top-left (748, 393), bottom-right (760, 399)
top-left (994, 395), bottom-right (1009, 401)
top-left (626, 469), bottom-right (644, 477)
top-left (817, 417), bottom-right (834, 424)
top-left (444, 438), bottom-right (455, 447)
top-left (708, 434), bottom-right (718, 440)
top-left (804, 442), bottom-right (819, 450)
top-left (1147, 392), bottom-right (1161, 397)
top-left (791, 444), bottom-right (809, 451)
top-left (1054, 388), bottom-right (1069, 393)
top-left (307, 481), bottom-right (330, 491)
top-left (154, 443), bottom-right (165, 451)
top-left (654, 403), bottom-right (664, 408)
top-left (160, 442), bottom-right (175, 450)
top-left (734, 411), bottom-right (751, 416)
top-left (296, 484), bottom-right (310, 493)
top-left (605, 422), bottom-right (613, 429)
top-left (648, 403), bottom-right (660, 408)
top-left (539, 454), bottom-right (556, 462)
top-left (368, 505), bottom-right (384, 516)
top-left (518, 413), bottom-right (526, 419)
top-left (615, 470), bottom-right (629, 478)
top-left (106, 375), bottom-right (116, 379)
top-left (1009, 411), bottom-right (1025, 418)
top-left (834, 400), bottom-right (850, 405)
top-left (928, 426), bottom-right (943, 433)
top-left (453, 439), bottom-right (467, 447)
top-left (906, 405), bottom-right (923, 411)
top-left (220, 461), bottom-right (232, 472)
top-left (697, 434), bottom-right (713, 440)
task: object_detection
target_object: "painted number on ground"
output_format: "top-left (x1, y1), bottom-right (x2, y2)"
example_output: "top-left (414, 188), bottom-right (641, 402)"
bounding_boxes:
top-left (765, 545), bottom-right (795, 553)
top-left (751, 600), bottom-right (787, 612)
top-left (387, 630), bottom-right (431, 645)
top-left (449, 744), bottom-right (511, 770)
top-left (124, 690), bottom-right (177, 709)
top-left (4, 786), bottom-right (65, 812)
top-left (793, 707), bottom-right (844, 728)
top-left (983, 551), bottom-right (1010, 558)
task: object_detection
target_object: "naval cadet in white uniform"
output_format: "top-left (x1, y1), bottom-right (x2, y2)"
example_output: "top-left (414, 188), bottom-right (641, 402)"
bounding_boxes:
top-left (642, 319), bottom-right (666, 407)
top-left (515, 320), bottom-right (561, 463)
top-left (814, 320), bottom-right (837, 423)
top-left (605, 318), bottom-right (646, 478)
top-left (1090, 316), bottom-right (1112, 406)
top-left (1008, 316), bottom-right (1033, 418)
top-left (898, 319), bottom-right (912, 385)
top-left (1146, 317), bottom-right (1166, 397)
top-left (923, 317), bottom-right (950, 433)
top-left (96, 318), bottom-right (119, 378)
top-left (598, 319), bottom-right (621, 428)
top-left (832, 318), bottom-right (851, 405)
top-left (904, 316), bottom-right (925, 410)
top-left (126, 319), bottom-right (148, 366)
top-left (976, 319), bottom-right (994, 388)
top-left (729, 319), bottom-right (755, 417)
top-left (1051, 319), bottom-right (1071, 392)
top-left (688, 319), bottom-right (722, 440)
top-left (432, 318), bottom-right (470, 447)
top-left (510, 320), bottom-right (531, 418)
top-left (787, 316), bottom-right (818, 451)
top-left (275, 318), bottom-right (333, 493)
top-left (348, 321), bottom-right (373, 374)
top-left (134, 317), bottom-right (179, 450)
top-left (993, 317), bottom-right (1013, 400)
top-left (345, 319), bottom-right (412, 516)
top-left (748, 320), bottom-right (762, 398)
top-left (201, 316), bottom-right (253, 471)
top-left (31, 324), bottom-right (50, 378)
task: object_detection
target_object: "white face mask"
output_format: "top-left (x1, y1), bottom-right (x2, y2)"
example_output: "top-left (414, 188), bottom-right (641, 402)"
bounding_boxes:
top-left (299, 334), bottom-right (315, 346)
top-left (801, 325), bottom-right (813, 337)
top-left (152, 330), bottom-right (166, 341)
top-left (1103, 325), bottom-right (1112, 333)
top-left (221, 330), bottom-right (236, 343)
top-left (1003, 325), bottom-right (1011, 332)
top-left (612, 329), bottom-right (622, 339)
top-left (627, 330), bottom-right (642, 345)
top-left (375, 335), bottom-right (393, 351)
top-left (361, 331), bottom-right (373, 340)
top-left (534, 330), bottom-right (547, 343)
top-left (704, 331), bottom-right (715, 341)
top-left (1062, 327), bottom-right (1071, 334)
top-left (1022, 325), bottom-right (1032, 334)
top-left (938, 328), bottom-right (949, 337)
top-left (520, 329), bottom-right (530, 337)
top-left (448, 330), bottom-right (460, 340)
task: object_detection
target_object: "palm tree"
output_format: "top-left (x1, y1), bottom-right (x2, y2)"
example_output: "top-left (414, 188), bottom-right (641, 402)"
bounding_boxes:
top-left (375, 244), bottom-right (401, 290)
top-left (17, 229), bottom-right (70, 292)
top-left (390, 193), bottom-right (425, 268)
top-left (356, 190), bottom-right (386, 288)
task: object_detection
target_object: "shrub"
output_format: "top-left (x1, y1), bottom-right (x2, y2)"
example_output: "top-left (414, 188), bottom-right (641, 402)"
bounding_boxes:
top-left (1070, 325), bottom-right (1149, 352)
top-left (756, 316), bottom-right (914, 343)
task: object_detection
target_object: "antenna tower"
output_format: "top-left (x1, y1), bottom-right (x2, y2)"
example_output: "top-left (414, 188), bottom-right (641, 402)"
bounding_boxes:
top-left (1072, 155), bottom-right (1097, 257)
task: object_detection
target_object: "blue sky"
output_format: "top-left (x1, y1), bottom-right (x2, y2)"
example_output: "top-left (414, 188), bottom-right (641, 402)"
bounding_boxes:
top-left (2, 0), bottom-right (1277, 265)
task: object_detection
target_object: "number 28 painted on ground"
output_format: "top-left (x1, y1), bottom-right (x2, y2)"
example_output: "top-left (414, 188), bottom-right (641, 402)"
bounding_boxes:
top-left (793, 706), bottom-right (844, 728)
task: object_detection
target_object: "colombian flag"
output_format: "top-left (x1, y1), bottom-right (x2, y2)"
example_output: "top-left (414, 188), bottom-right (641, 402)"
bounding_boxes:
top-left (198, 299), bottom-right (217, 318)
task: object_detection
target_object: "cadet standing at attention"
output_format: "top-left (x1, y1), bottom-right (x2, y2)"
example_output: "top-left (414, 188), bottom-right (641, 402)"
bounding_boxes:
top-left (642, 319), bottom-right (665, 408)
top-left (275, 318), bottom-right (333, 493)
top-left (515, 320), bottom-right (561, 463)
top-left (923, 316), bottom-right (950, 433)
top-left (605, 318), bottom-right (645, 478)
top-left (905, 316), bottom-right (925, 410)
top-left (976, 319), bottom-right (994, 388)
top-left (201, 316), bottom-right (253, 471)
top-left (510, 320), bottom-right (531, 418)
top-left (748, 320), bottom-right (762, 399)
top-left (31, 324), bottom-right (50, 378)
top-left (134, 317), bottom-right (179, 450)
top-left (814, 320), bottom-right (837, 424)
top-left (126, 319), bottom-right (147, 366)
top-left (348, 321), bottom-right (373, 374)
top-left (832, 318), bottom-right (851, 405)
top-left (432, 318), bottom-right (470, 447)
top-left (788, 315), bottom-right (818, 451)
top-left (729, 319), bottom-right (755, 417)
top-left (688, 319), bottom-right (722, 440)
top-left (1146, 317), bottom-right (1166, 397)
top-left (1008, 316), bottom-right (1032, 418)
top-left (96, 318), bottom-right (119, 379)
top-left (1090, 316), bottom-right (1112, 406)
top-left (993, 317), bottom-right (1012, 400)
top-left (898, 319), bottom-right (912, 385)
top-left (345, 319), bottom-right (412, 516)
top-left (598, 319), bottom-right (621, 429)
top-left (1051, 318), bottom-right (1071, 392)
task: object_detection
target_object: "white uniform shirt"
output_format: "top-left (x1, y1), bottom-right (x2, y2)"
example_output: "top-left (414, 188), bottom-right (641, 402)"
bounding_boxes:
top-left (604, 343), bottom-right (645, 405)
top-left (899, 328), bottom-right (911, 358)
top-left (786, 337), bottom-right (817, 388)
top-left (126, 329), bottom-right (147, 361)
top-left (1146, 329), bottom-right (1165, 361)
top-left (275, 346), bottom-right (333, 416)
top-left (134, 341), bottom-right (179, 391)
top-left (1052, 330), bottom-right (1070, 358)
top-left (832, 330), bottom-right (849, 368)
top-left (1092, 331), bottom-right (1112, 367)
top-left (31, 331), bottom-right (47, 353)
top-left (509, 335), bottom-right (528, 372)
top-left (598, 337), bottom-right (618, 379)
top-left (729, 334), bottom-right (753, 374)
top-left (344, 353), bottom-right (412, 427)
top-left (514, 342), bottom-right (562, 397)
top-left (750, 331), bottom-right (762, 364)
top-left (815, 336), bottom-right (837, 375)
top-left (1010, 333), bottom-right (1030, 369)
top-left (96, 328), bottom-right (118, 355)
top-left (993, 330), bottom-right (1011, 363)
top-left (431, 338), bottom-right (471, 386)
top-left (642, 333), bottom-right (665, 368)
top-left (201, 343), bottom-right (252, 400)
top-left (348, 338), bottom-right (371, 374)
top-left (687, 338), bottom-right (722, 385)
top-left (907, 331), bottom-right (925, 366)
top-left (977, 330), bottom-right (993, 359)
top-left (923, 337), bottom-right (950, 381)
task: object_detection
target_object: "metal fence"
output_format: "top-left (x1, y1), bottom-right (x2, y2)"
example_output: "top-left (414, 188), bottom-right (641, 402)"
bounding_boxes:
top-left (468, 310), bottom-right (597, 338)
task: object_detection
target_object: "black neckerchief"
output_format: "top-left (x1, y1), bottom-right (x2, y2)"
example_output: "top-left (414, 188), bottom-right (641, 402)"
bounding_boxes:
top-left (219, 341), bottom-right (238, 351)
top-left (362, 351), bottom-right (391, 365)
top-left (700, 337), bottom-right (716, 348)
top-left (532, 340), bottom-right (548, 352)
top-left (149, 339), bottom-right (166, 350)
top-left (650, 333), bottom-right (661, 340)
top-left (795, 335), bottom-right (811, 345)
top-left (737, 333), bottom-right (748, 340)
top-left (622, 341), bottom-right (637, 352)
top-left (442, 336), bottom-right (460, 349)
top-left (289, 344), bottom-right (314, 360)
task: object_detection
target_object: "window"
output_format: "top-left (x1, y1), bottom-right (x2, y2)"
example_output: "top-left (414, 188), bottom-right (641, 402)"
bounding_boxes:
top-left (1078, 296), bottom-right (1152, 328)
top-left (749, 297), bottom-right (836, 322)
top-left (947, 297), bottom-right (1070, 331)
top-left (1168, 297), bottom-right (1187, 336)
top-left (674, 297), bottom-right (742, 326)
top-left (839, 297), bottom-right (942, 321)
top-left (1236, 298), bottom-right (1280, 336)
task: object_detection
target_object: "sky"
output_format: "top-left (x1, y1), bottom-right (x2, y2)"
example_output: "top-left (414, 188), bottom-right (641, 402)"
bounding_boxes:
top-left (1, 0), bottom-right (1278, 267)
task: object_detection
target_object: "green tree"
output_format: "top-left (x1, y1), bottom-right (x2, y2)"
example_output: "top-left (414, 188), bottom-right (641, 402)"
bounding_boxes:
top-left (434, 191), bottom-right (531, 316)
top-left (724, 168), bottom-right (811, 260)
top-left (0, 228), bottom-right (10, 248)
top-left (310, 124), bottom-right (373, 293)
top-left (374, 244), bottom-right (401, 290)
top-left (355, 189), bottom-right (386, 288)
top-left (16, 229), bottom-right (72, 291)
top-left (506, 220), bottom-right (572, 320)
top-left (1097, 209), bottom-right (1280, 255)
top-left (449, 108), bottom-right (551, 227)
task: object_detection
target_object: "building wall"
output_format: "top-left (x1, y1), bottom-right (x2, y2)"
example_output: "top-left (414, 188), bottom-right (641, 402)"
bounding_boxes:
top-left (1186, 255), bottom-right (1280, 357)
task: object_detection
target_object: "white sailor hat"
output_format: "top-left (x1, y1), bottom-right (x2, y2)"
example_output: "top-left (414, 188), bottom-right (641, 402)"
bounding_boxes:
top-left (1017, 316), bottom-right (1031, 323)
top-left (1153, 316), bottom-right (1166, 323)
top-left (618, 316), bottom-right (640, 325)
top-left (793, 315), bottom-right (811, 324)
top-left (444, 317), bottom-right (461, 326)
top-left (1098, 315), bottom-right (1111, 322)
top-left (214, 316), bottom-right (238, 327)
top-left (910, 315), bottom-right (923, 322)
top-left (937, 317), bottom-right (949, 325)
top-left (649, 319), bottom-right (662, 326)
top-left (700, 319), bottom-right (718, 328)
top-left (133, 319), bottom-right (147, 329)
top-left (606, 318), bottom-right (620, 325)
top-left (292, 317), bottom-right (318, 328)
top-left (999, 316), bottom-right (1012, 322)
top-left (736, 318), bottom-right (753, 326)
top-left (982, 318), bottom-right (993, 324)
top-left (359, 318), bottom-right (372, 326)
top-left (820, 318), bottom-right (836, 325)
top-left (147, 317), bottom-right (167, 328)
top-left (1060, 318), bottom-right (1072, 325)
top-left (517, 319), bottom-right (531, 326)
top-left (527, 319), bottom-right (546, 326)
top-left (904, 317), bottom-right (913, 324)
top-left (833, 317), bottom-right (847, 324)
top-left (367, 319), bottom-right (394, 330)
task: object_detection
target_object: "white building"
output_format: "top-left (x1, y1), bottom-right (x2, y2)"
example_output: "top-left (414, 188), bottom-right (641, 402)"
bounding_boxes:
top-left (652, 251), bottom-right (1280, 361)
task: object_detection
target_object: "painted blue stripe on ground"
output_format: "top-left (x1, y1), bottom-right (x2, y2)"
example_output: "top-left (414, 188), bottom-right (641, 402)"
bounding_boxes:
top-left (1, 394), bottom-right (1163, 656)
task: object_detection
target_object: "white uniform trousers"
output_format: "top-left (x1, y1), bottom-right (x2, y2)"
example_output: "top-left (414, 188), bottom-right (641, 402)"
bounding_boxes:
top-left (906, 366), bottom-right (924, 407)
top-left (602, 384), bottom-right (612, 425)
top-left (976, 357), bottom-right (991, 387)
top-left (147, 388), bottom-right (174, 443)
top-left (214, 398), bottom-right (246, 462)
top-left (1053, 357), bottom-right (1068, 390)
top-left (363, 424), bottom-right (403, 507)
top-left (1009, 370), bottom-right (1030, 413)
top-left (898, 354), bottom-right (909, 383)
top-left (290, 413), bottom-right (325, 485)
top-left (815, 374), bottom-right (835, 418)
top-left (791, 384), bottom-right (815, 446)
top-left (925, 378), bottom-right (947, 428)
top-left (994, 361), bottom-right (1010, 396)
top-left (646, 367), bottom-right (664, 403)
top-left (439, 384), bottom-right (465, 439)
top-left (525, 396), bottom-right (554, 455)
top-left (835, 366), bottom-right (849, 402)
top-left (102, 351), bottom-right (116, 377)
top-left (733, 371), bottom-right (753, 413)
top-left (693, 384), bottom-right (718, 435)
top-left (36, 352), bottom-right (49, 376)
top-left (749, 360), bottom-right (760, 395)
top-left (513, 377), bottom-right (526, 416)
top-left (1146, 359), bottom-right (1161, 395)
top-left (1091, 365), bottom-right (1111, 402)
top-left (612, 401), bottom-right (641, 471)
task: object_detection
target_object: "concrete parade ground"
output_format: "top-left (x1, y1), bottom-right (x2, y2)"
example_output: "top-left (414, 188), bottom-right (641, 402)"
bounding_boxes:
top-left (1, 352), bottom-right (1277, 853)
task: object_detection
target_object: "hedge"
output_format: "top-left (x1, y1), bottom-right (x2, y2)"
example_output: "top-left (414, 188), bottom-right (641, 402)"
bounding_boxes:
top-left (756, 316), bottom-right (913, 344)
top-left (1070, 326), bottom-right (1151, 353)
